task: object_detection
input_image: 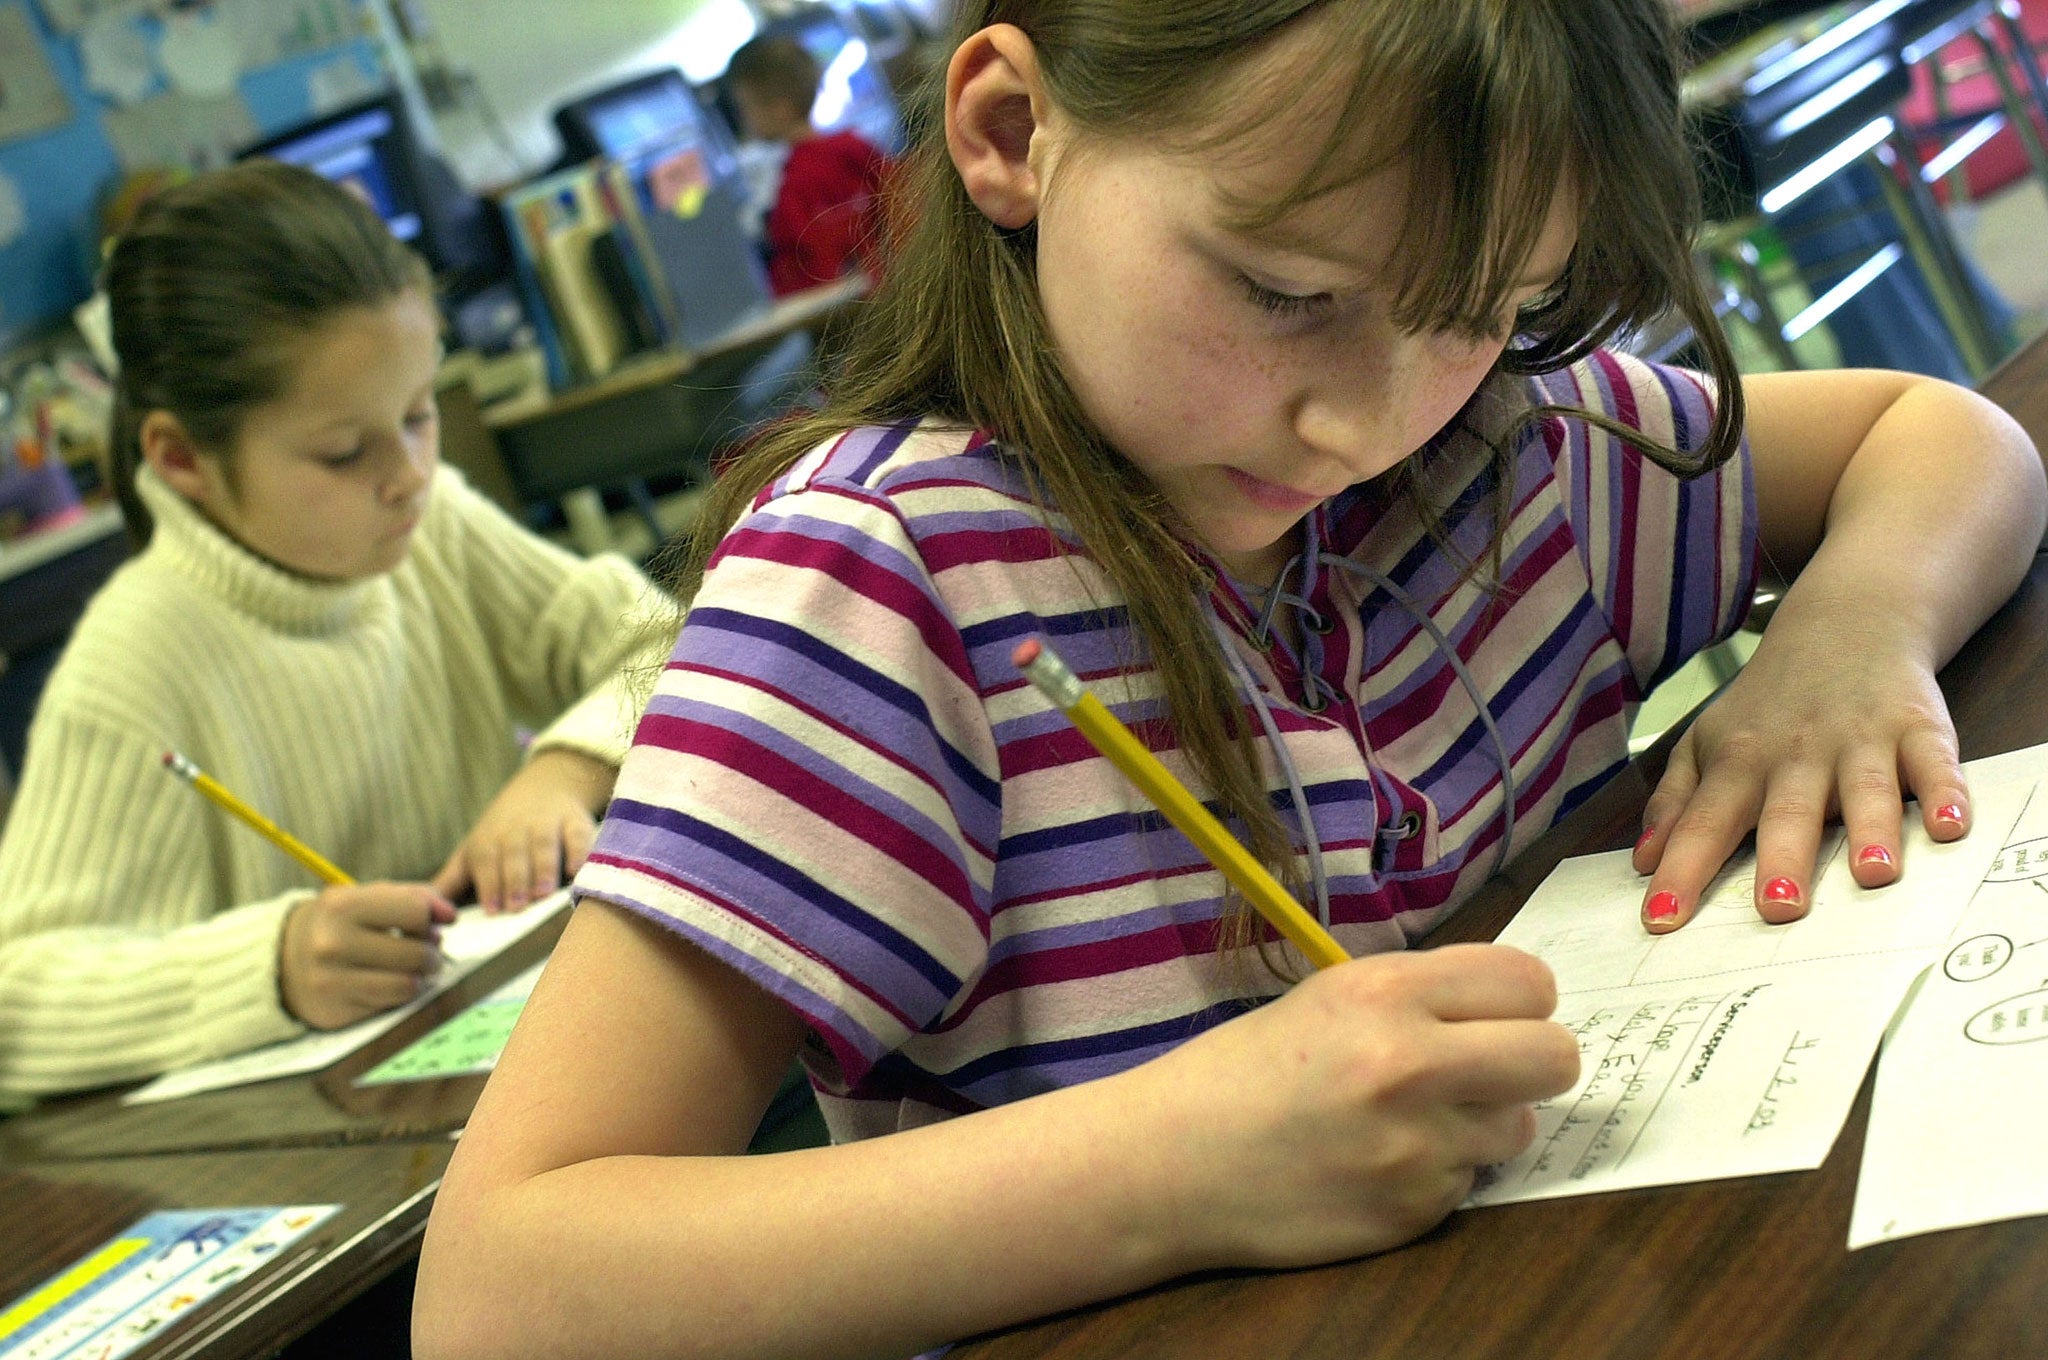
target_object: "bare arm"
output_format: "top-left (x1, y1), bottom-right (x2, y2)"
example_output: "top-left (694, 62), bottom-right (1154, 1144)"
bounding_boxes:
top-left (414, 901), bottom-right (1577, 1360)
top-left (1746, 368), bottom-right (2045, 660)
top-left (1635, 367), bottom-right (2047, 928)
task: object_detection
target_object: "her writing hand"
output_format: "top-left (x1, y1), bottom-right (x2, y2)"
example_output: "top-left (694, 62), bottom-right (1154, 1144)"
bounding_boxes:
top-left (1139, 944), bottom-right (1579, 1268)
top-left (1631, 610), bottom-right (1968, 933)
top-left (278, 882), bottom-right (457, 1030)
top-left (432, 748), bottom-right (616, 914)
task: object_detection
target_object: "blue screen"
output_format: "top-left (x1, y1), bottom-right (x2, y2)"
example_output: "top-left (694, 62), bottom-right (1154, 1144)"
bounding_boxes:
top-left (257, 106), bottom-right (423, 244)
top-left (584, 79), bottom-right (704, 160)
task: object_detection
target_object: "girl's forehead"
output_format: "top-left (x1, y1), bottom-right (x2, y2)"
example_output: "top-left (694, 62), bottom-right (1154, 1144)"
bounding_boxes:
top-left (1155, 26), bottom-right (1427, 228)
top-left (1169, 119), bottom-right (1580, 275)
top-left (1145, 13), bottom-right (1582, 291)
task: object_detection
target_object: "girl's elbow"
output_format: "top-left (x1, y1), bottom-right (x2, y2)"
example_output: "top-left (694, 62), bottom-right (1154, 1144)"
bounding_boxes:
top-left (412, 1193), bottom-right (523, 1360)
top-left (409, 1298), bottom-right (473, 1360)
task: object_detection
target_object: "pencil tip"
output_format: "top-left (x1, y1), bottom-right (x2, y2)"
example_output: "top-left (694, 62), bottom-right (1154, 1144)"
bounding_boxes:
top-left (1011, 638), bottom-right (1041, 669)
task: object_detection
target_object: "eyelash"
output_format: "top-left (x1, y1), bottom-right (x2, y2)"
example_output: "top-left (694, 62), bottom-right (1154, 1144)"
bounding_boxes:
top-left (1236, 273), bottom-right (1335, 321)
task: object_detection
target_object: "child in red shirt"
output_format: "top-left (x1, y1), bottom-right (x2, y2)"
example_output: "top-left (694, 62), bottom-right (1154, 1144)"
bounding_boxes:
top-left (726, 35), bottom-right (892, 296)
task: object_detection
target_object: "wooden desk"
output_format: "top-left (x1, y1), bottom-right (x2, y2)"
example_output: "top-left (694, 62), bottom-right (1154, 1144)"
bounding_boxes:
top-left (480, 275), bottom-right (866, 432)
top-left (0, 1140), bottom-right (450, 1360)
top-left (0, 912), bottom-right (564, 1164)
top-left (473, 278), bottom-right (866, 514)
top-left (953, 337), bottom-right (2048, 1360)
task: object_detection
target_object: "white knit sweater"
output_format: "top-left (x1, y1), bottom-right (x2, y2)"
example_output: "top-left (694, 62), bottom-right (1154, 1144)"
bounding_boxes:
top-left (0, 464), bottom-right (670, 1106)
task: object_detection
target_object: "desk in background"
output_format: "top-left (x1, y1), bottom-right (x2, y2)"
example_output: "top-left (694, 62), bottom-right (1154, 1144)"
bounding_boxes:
top-left (444, 277), bottom-right (867, 557)
top-left (0, 1141), bottom-right (449, 1360)
top-left (0, 906), bottom-right (564, 1165)
top-left (951, 334), bottom-right (2048, 1360)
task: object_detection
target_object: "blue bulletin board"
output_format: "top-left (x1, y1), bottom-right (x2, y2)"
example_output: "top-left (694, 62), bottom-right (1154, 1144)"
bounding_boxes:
top-left (0, 0), bottom-right (386, 347)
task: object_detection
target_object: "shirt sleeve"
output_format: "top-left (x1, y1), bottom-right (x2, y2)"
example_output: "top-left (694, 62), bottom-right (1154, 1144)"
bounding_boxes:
top-left (424, 467), bottom-right (673, 766)
top-left (0, 708), bottom-right (305, 1107)
top-left (1538, 349), bottom-right (1760, 696)
top-left (572, 472), bottom-right (1001, 1091)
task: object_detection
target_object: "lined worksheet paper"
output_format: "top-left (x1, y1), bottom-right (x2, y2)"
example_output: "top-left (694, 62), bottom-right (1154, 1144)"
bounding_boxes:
top-left (121, 890), bottom-right (570, 1105)
top-left (1466, 744), bottom-right (2040, 1208)
top-left (1851, 781), bottom-right (2048, 1247)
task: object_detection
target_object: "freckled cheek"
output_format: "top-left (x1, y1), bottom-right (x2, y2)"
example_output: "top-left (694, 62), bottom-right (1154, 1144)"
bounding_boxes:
top-left (1158, 315), bottom-right (1283, 432)
top-left (1407, 345), bottom-right (1503, 444)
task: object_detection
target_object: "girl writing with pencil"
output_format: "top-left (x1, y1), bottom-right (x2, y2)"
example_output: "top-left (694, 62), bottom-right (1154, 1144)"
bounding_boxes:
top-left (0, 162), bottom-right (664, 1108)
top-left (417, 3), bottom-right (2046, 1357)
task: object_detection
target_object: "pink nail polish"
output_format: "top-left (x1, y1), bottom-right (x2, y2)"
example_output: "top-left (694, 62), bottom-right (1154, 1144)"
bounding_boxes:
top-left (1762, 877), bottom-right (1800, 904)
top-left (1645, 891), bottom-right (1681, 922)
top-left (1935, 803), bottom-right (1965, 828)
top-left (1635, 826), bottom-right (1656, 853)
top-left (1856, 844), bottom-right (1895, 869)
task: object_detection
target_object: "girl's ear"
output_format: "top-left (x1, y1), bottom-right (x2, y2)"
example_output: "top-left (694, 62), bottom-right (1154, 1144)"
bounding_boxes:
top-left (945, 24), bottom-right (1051, 230)
top-left (138, 410), bottom-right (213, 502)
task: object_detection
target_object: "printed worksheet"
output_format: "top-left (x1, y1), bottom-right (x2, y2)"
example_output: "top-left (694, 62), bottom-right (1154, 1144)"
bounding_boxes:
top-left (0, 1206), bottom-right (338, 1360)
top-left (1850, 788), bottom-right (2048, 1247)
top-left (121, 891), bottom-right (571, 1105)
top-left (1466, 744), bottom-right (2041, 1208)
top-left (353, 960), bottom-right (546, 1087)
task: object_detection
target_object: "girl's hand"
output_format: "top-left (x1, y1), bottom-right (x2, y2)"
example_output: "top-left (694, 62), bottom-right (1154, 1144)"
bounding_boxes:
top-left (433, 749), bottom-right (617, 914)
top-left (1631, 605), bottom-right (1969, 933)
top-left (1142, 944), bottom-right (1580, 1267)
top-left (279, 881), bottom-right (457, 1030)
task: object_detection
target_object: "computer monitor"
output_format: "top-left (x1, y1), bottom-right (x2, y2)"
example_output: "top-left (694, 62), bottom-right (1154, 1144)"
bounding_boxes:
top-left (240, 95), bottom-right (501, 283)
top-left (554, 69), bottom-right (740, 168)
top-left (544, 75), bottom-right (771, 350)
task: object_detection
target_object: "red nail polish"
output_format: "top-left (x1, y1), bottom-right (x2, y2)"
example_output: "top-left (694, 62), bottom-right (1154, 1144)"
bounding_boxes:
top-left (1856, 844), bottom-right (1895, 868)
top-left (1645, 891), bottom-right (1681, 922)
top-left (1635, 827), bottom-right (1656, 852)
top-left (1935, 803), bottom-right (1965, 827)
top-left (1762, 877), bottom-right (1800, 904)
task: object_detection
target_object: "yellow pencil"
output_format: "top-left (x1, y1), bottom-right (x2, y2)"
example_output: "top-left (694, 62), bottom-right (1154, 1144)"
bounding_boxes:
top-left (1011, 637), bottom-right (1349, 970)
top-left (161, 750), bottom-right (354, 886)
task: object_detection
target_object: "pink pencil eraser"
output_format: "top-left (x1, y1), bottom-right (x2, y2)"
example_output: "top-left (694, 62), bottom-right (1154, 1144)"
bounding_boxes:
top-left (160, 751), bottom-right (175, 767)
top-left (1011, 638), bottom-right (1041, 669)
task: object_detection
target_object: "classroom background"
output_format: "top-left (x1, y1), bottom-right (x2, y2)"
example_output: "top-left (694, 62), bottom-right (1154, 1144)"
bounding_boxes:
top-left (0, 0), bottom-right (2044, 807)
top-left (0, 0), bottom-right (939, 798)
top-left (1, 3), bottom-right (2048, 1358)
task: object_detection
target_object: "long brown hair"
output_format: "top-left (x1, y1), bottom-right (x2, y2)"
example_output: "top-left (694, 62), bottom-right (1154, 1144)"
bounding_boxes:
top-left (102, 159), bottom-right (432, 546)
top-left (674, 0), bottom-right (1743, 952)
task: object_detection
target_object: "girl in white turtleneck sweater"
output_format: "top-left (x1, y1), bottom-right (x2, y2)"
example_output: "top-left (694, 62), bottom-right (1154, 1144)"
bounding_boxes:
top-left (0, 161), bottom-right (665, 1108)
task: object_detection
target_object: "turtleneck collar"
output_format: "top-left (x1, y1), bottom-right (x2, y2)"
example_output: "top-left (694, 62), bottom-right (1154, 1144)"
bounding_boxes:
top-left (135, 465), bottom-right (389, 636)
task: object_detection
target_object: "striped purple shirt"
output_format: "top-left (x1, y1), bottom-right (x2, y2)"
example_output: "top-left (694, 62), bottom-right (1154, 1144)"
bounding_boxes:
top-left (576, 349), bottom-right (1757, 1140)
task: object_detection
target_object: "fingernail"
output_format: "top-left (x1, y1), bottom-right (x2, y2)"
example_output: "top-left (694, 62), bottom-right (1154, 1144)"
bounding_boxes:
top-left (1762, 876), bottom-right (1801, 905)
top-left (1935, 803), bottom-right (1965, 829)
top-left (1635, 826), bottom-right (1657, 853)
top-left (1856, 844), bottom-right (1894, 869)
top-left (1645, 891), bottom-right (1681, 922)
